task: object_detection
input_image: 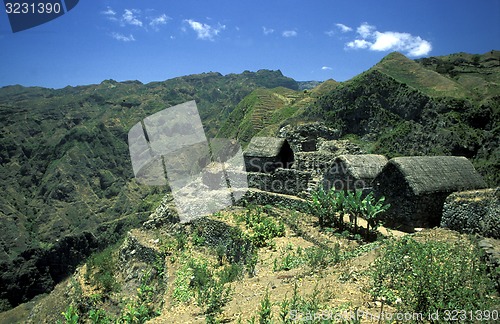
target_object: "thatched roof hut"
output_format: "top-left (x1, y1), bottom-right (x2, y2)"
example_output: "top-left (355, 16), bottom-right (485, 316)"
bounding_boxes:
top-left (373, 156), bottom-right (487, 231)
top-left (323, 154), bottom-right (388, 191)
top-left (243, 137), bottom-right (294, 172)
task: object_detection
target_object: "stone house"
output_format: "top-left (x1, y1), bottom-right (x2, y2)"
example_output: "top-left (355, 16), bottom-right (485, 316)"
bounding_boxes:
top-left (322, 154), bottom-right (388, 192)
top-left (243, 137), bottom-right (294, 173)
top-left (373, 156), bottom-right (487, 231)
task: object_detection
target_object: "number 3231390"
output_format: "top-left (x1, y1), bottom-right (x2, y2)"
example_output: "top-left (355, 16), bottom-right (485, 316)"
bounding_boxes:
top-left (5, 2), bottom-right (62, 14)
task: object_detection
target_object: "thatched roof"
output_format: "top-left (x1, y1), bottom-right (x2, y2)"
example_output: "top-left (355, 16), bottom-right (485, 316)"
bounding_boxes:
top-left (387, 156), bottom-right (487, 195)
top-left (244, 137), bottom-right (288, 158)
top-left (335, 154), bottom-right (388, 180)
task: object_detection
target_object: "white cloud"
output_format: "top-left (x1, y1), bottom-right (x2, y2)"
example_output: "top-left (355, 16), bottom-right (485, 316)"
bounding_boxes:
top-left (335, 23), bottom-right (352, 33)
top-left (150, 14), bottom-right (170, 28)
top-left (184, 19), bottom-right (225, 41)
top-left (111, 32), bottom-right (135, 42)
top-left (101, 7), bottom-right (118, 22)
top-left (321, 66), bottom-right (333, 70)
top-left (325, 30), bottom-right (336, 37)
top-left (346, 39), bottom-right (371, 49)
top-left (102, 7), bottom-right (170, 34)
top-left (357, 22), bottom-right (376, 38)
top-left (102, 7), bottom-right (116, 16)
top-left (282, 30), bottom-right (297, 38)
top-left (345, 22), bottom-right (432, 57)
top-left (407, 39), bottom-right (432, 57)
top-left (263, 26), bottom-right (274, 35)
top-left (123, 9), bottom-right (143, 27)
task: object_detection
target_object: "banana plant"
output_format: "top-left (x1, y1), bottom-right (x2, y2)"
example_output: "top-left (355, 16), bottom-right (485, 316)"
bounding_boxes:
top-left (362, 193), bottom-right (391, 236)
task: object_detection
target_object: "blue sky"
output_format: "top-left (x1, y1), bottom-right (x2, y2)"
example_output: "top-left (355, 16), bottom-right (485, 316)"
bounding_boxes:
top-left (0, 0), bottom-right (499, 88)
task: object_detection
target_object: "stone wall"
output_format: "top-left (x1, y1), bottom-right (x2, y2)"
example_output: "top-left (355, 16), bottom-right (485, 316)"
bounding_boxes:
top-left (292, 152), bottom-right (337, 172)
top-left (237, 189), bottom-right (309, 213)
top-left (441, 188), bottom-right (500, 239)
top-left (247, 168), bottom-right (311, 196)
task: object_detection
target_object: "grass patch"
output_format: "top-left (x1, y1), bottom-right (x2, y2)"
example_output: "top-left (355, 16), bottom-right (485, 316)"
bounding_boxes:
top-left (370, 235), bottom-right (497, 318)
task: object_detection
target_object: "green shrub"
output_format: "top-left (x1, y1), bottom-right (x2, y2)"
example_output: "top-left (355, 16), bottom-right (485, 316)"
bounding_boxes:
top-left (258, 289), bottom-right (273, 324)
top-left (119, 271), bottom-right (160, 323)
top-left (88, 309), bottom-right (111, 323)
top-left (360, 192), bottom-right (390, 234)
top-left (59, 304), bottom-right (79, 324)
top-left (305, 244), bottom-right (341, 269)
top-left (273, 246), bottom-right (305, 272)
top-left (237, 206), bottom-right (285, 248)
top-left (173, 255), bottom-right (233, 323)
top-left (370, 236), bottom-right (497, 318)
top-left (85, 245), bottom-right (119, 294)
top-left (198, 278), bottom-right (232, 324)
top-left (218, 262), bottom-right (244, 283)
top-left (273, 244), bottom-right (343, 272)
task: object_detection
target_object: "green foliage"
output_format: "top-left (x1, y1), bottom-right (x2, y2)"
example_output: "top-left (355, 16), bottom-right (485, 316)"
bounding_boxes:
top-left (273, 245), bottom-right (304, 271)
top-left (266, 282), bottom-right (330, 324)
top-left (258, 289), bottom-right (273, 324)
top-left (85, 244), bottom-right (119, 294)
top-left (88, 309), bottom-right (111, 323)
top-left (273, 244), bottom-right (342, 272)
top-left (370, 236), bottom-right (497, 318)
top-left (172, 257), bottom-right (201, 303)
top-left (308, 188), bottom-right (390, 238)
top-left (119, 271), bottom-right (160, 323)
top-left (308, 188), bottom-right (345, 229)
top-left (305, 244), bottom-right (341, 269)
top-left (198, 277), bottom-right (232, 324)
top-left (361, 194), bottom-right (390, 233)
top-left (238, 205), bottom-right (285, 248)
top-left (60, 304), bottom-right (79, 324)
top-left (173, 255), bottom-right (233, 323)
top-left (218, 262), bottom-right (244, 283)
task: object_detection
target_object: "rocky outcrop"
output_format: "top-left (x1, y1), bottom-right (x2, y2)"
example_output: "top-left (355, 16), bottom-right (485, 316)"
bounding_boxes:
top-left (278, 123), bottom-right (340, 152)
top-left (143, 194), bottom-right (180, 229)
top-left (441, 188), bottom-right (500, 239)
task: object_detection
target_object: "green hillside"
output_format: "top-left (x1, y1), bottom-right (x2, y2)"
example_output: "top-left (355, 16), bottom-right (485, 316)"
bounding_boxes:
top-left (372, 51), bottom-right (473, 99)
top-left (303, 52), bottom-right (499, 186)
top-left (0, 70), bottom-right (298, 310)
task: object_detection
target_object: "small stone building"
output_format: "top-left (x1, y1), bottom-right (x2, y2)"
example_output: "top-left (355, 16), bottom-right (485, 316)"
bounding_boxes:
top-left (323, 154), bottom-right (388, 192)
top-left (243, 137), bottom-right (294, 173)
top-left (373, 156), bottom-right (487, 231)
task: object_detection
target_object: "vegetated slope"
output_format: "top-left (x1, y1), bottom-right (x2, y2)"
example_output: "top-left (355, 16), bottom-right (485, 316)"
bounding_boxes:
top-left (303, 52), bottom-right (499, 186)
top-left (217, 87), bottom-right (303, 145)
top-left (416, 50), bottom-right (500, 103)
top-left (0, 70), bottom-right (298, 311)
top-left (372, 51), bottom-right (474, 99)
top-left (217, 79), bottom-right (340, 146)
top-left (217, 52), bottom-right (498, 186)
top-left (6, 206), bottom-right (496, 323)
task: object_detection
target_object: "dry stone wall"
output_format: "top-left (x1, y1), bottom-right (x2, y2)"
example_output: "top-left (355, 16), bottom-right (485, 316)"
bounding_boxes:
top-left (441, 188), bottom-right (500, 239)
